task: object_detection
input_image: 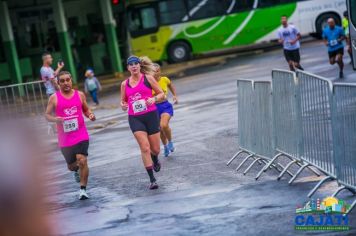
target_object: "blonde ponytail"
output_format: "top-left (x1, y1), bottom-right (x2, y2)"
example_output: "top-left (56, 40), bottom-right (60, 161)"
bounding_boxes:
top-left (139, 56), bottom-right (155, 76)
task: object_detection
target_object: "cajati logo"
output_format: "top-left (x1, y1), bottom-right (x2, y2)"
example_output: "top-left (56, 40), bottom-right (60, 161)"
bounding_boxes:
top-left (295, 197), bottom-right (351, 231)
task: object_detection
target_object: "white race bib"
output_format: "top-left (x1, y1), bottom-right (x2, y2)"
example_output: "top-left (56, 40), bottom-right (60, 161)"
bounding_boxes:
top-left (132, 99), bottom-right (147, 114)
top-left (63, 118), bottom-right (79, 133)
top-left (330, 40), bottom-right (338, 47)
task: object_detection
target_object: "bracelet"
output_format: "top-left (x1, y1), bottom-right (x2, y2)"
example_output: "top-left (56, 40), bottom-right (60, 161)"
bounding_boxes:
top-left (154, 96), bottom-right (158, 102)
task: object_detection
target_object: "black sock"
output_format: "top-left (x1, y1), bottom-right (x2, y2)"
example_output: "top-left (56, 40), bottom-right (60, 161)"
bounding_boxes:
top-left (80, 186), bottom-right (86, 190)
top-left (146, 166), bottom-right (156, 183)
top-left (151, 154), bottom-right (158, 165)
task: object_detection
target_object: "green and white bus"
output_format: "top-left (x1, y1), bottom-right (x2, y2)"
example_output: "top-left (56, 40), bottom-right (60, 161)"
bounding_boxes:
top-left (127, 0), bottom-right (346, 63)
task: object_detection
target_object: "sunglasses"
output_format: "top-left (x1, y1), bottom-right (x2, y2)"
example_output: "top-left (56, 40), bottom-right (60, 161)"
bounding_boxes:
top-left (128, 62), bottom-right (140, 66)
top-left (59, 78), bottom-right (71, 83)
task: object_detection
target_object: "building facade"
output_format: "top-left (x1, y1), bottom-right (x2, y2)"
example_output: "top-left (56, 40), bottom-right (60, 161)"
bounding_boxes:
top-left (0, 0), bottom-right (127, 85)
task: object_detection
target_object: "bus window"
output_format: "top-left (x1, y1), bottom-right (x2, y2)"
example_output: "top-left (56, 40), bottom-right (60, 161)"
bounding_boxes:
top-left (186, 0), bottom-right (225, 20)
top-left (142, 8), bottom-right (158, 29)
top-left (227, 0), bottom-right (254, 13)
top-left (159, 0), bottom-right (188, 25)
top-left (259, 0), bottom-right (296, 8)
top-left (128, 6), bottom-right (158, 38)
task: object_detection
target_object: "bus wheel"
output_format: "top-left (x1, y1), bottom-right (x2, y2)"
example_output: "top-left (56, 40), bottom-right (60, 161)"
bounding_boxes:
top-left (315, 13), bottom-right (341, 38)
top-left (168, 41), bottom-right (191, 63)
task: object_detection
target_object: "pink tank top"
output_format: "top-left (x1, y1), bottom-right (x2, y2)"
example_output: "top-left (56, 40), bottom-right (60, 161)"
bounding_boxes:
top-left (55, 90), bottom-right (89, 147)
top-left (125, 74), bottom-right (157, 116)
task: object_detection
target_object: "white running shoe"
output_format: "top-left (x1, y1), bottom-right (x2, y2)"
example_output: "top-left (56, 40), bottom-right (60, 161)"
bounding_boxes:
top-left (78, 189), bottom-right (89, 200)
top-left (73, 170), bottom-right (80, 183)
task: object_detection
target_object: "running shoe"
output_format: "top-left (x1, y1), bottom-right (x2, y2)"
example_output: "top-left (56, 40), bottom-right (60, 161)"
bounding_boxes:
top-left (164, 145), bottom-right (170, 157)
top-left (168, 141), bottom-right (176, 152)
top-left (78, 189), bottom-right (89, 200)
top-left (149, 182), bottom-right (159, 190)
top-left (153, 160), bottom-right (161, 172)
top-left (73, 170), bottom-right (80, 183)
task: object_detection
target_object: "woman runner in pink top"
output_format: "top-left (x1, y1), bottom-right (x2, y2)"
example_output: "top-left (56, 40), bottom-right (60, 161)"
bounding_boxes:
top-left (45, 71), bottom-right (96, 200)
top-left (121, 56), bottom-right (165, 190)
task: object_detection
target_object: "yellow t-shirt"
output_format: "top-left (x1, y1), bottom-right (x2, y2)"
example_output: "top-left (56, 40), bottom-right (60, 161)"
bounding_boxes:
top-left (153, 76), bottom-right (171, 96)
top-left (342, 18), bottom-right (349, 29)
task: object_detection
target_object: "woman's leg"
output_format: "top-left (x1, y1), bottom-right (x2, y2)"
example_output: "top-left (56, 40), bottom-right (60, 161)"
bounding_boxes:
top-left (148, 132), bottom-right (161, 156)
top-left (133, 131), bottom-right (158, 187)
top-left (133, 131), bottom-right (153, 167)
top-left (160, 127), bottom-right (168, 145)
top-left (148, 132), bottom-right (162, 170)
top-left (160, 113), bottom-right (172, 142)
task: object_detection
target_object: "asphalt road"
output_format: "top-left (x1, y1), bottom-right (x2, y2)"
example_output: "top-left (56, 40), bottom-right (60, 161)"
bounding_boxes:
top-left (45, 40), bottom-right (356, 236)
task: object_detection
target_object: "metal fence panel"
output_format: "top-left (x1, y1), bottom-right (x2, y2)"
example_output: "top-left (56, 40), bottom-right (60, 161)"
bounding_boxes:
top-left (296, 71), bottom-right (335, 178)
top-left (0, 81), bottom-right (47, 119)
top-left (332, 83), bottom-right (356, 190)
top-left (253, 81), bottom-right (274, 158)
top-left (237, 80), bottom-right (255, 153)
top-left (272, 70), bottom-right (302, 160)
top-left (236, 79), bottom-right (274, 158)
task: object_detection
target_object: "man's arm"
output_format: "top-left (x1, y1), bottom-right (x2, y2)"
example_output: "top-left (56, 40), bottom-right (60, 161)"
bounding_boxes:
top-left (277, 31), bottom-right (284, 44)
top-left (79, 91), bottom-right (96, 121)
top-left (45, 95), bottom-right (62, 123)
top-left (53, 61), bottom-right (64, 77)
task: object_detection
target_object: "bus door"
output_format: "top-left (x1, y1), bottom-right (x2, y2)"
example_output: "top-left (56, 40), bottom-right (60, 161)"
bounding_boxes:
top-left (127, 3), bottom-right (161, 59)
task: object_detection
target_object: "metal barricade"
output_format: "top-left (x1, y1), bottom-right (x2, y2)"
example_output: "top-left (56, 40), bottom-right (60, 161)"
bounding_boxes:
top-left (0, 81), bottom-right (47, 119)
top-left (293, 71), bottom-right (336, 197)
top-left (227, 79), bottom-right (286, 175)
top-left (255, 70), bottom-right (320, 181)
top-left (331, 83), bottom-right (356, 214)
top-left (0, 80), bottom-right (50, 136)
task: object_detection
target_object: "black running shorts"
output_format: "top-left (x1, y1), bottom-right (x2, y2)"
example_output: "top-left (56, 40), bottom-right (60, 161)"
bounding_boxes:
top-left (328, 47), bottom-right (344, 59)
top-left (284, 49), bottom-right (301, 63)
top-left (60, 140), bottom-right (89, 165)
top-left (128, 110), bottom-right (160, 135)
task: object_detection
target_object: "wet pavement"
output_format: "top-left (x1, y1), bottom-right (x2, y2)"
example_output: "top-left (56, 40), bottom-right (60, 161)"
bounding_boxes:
top-left (44, 40), bottom-right (356, 236)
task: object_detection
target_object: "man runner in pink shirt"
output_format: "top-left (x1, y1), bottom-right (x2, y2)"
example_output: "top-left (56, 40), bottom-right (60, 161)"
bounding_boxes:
top-left (45, 71), bottom-right (96, 200)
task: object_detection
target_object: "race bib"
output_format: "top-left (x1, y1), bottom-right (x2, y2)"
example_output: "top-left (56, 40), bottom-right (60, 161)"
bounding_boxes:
top-left (330, 40), bottom-right (338, 47)
top-left (63, 118), bottom-right (79, 133)
top-left (132, 99), bottom-right (147, 114)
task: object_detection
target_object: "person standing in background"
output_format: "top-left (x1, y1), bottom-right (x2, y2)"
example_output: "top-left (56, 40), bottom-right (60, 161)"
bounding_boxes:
top-left (40, 52), bottom-right (64, 96)
top-left (84, 69), bottom-right (102, 105)
top-left (342, 11), bottom-right (353, 64)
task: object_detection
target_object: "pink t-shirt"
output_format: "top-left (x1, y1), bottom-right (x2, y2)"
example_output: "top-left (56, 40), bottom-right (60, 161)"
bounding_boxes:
top-left (125, 74), bottom-right (157, 116)
top-left (55, 90), bottom-right (89, 147)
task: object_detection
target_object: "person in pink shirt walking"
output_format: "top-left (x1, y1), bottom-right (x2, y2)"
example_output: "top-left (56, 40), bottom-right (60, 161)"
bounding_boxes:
top-left (45, 71), bottom-right (96, 200)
